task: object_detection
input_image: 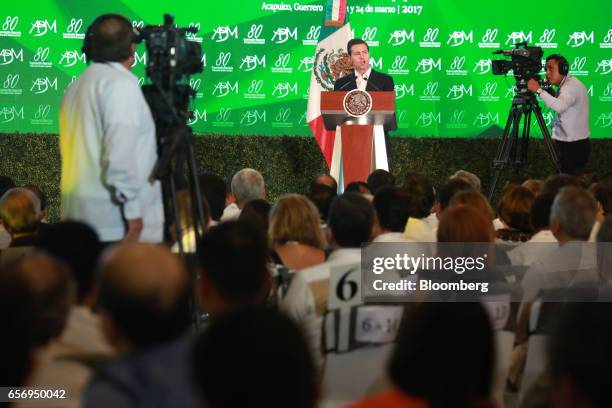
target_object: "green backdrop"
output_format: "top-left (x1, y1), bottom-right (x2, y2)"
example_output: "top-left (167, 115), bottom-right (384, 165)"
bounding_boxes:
top-left (1, 0), bottom-right (611, 137)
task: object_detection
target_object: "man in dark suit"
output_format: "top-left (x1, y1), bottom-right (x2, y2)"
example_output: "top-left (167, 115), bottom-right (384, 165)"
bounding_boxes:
top-left (334, 38), bottom-right (396, 154)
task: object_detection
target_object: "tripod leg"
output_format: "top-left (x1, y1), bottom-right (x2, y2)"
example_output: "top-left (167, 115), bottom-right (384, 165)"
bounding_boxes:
top-left (489, 105), bottom-right (522, 200)
top-left (517, 106), bottom-right (532, 171)
top-left (533, 105), bottom-right (561, 173)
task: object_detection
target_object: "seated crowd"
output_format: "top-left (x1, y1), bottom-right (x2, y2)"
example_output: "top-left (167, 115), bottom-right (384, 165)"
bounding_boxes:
top-left (1, 167), bottom-right (612, 408)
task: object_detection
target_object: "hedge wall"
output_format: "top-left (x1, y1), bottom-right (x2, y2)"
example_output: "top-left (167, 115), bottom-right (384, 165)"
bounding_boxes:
top-left (1, 133), bottom-right (610, 223)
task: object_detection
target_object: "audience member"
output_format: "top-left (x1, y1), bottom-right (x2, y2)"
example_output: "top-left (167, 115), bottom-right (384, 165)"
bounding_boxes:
top-left (198, 220), bottom-right (271, 318)
top-left (312, 173), bottom-right (338, 192)
top-left (268, 194), bottom-right (326, 270)
top-left (85, 243), bottom-right (195, 408)
top-left (0, 187), bottom-right (41, 247)
top-left (238, 198), bottom-right (271, 234)
top-left (24, 184), bottom-right (49, 223)
top-left (449, 190), bottom-right (494, 221)
top-left (307, 182), bottom-right (336, 223)
top-left (522, 179), bottom-right (543, 196)
top-left (367, 169), bottom-right (396, 194)
top-left (539, 174), bottom-right (581, 196)
top-left (192, 307), bottom-right (317, 408)
top-left (588, 181), bottom-right (612, 241)
top-left (221, 168), bottom-right (266, 221)
top-left (549, 303), bottom-right (612, 408)
top-left (372, 186), bottom-right (411, 242)
top-left (349, 302), bottom-right (495, 408)
top-left (450, 169), bottom-right (481, 191)
top-left (345, 181), bottom-right (373, 196)
top-left (437, 205), bottom-right (495, 243)
top-left (496, 186), bottom-right (535, 242)
top-left (402, 173), bottom-right (440, 242)
top-left (198, 173), bottom-right (227, 224)
top-left (281, 193), bottom-right (373, 365)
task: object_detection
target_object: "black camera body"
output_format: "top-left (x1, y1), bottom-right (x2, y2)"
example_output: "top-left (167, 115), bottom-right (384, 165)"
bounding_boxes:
top-left (137, 14), bottom-right (203, 125)
top-left (492, 42), bottom-right (545, 94)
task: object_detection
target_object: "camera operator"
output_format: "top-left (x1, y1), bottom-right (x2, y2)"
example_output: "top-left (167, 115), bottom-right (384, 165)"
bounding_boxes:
top-left (60, 14), bottom-right (163, 243)
top-left (527, 54), bottom-right (590, 174)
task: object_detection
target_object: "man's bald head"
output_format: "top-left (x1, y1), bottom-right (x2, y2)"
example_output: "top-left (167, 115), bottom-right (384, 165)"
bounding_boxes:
top-left (97, 243), bottom-right (191, 348)
top-left (0, 187), bottom-right (41, 234)
top-left (82, 14), bottom-right (134, 63)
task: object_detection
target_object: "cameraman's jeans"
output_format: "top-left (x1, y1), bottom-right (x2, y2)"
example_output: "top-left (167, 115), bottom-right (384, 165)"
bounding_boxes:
top-left (555, 138), bottom-right (590, 174)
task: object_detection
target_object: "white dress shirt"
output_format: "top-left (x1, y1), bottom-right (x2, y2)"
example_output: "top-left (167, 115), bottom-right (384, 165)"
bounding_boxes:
top-left (60, 62), bottom-right (163, 242)
top-left (355, 67), bottom-right (372, 91)
top-left (539, 75), bottom-right (590, 142)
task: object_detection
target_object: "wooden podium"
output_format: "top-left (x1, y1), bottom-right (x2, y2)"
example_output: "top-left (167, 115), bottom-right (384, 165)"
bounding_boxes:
top-left (321, 91), bottom-right (396, 189)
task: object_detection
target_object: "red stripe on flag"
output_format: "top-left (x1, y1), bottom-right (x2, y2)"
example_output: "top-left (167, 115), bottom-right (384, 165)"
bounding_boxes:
top-left (338, 0), bottom-right (346, 22)
top-left (309, 115), bottom-right (336, 169)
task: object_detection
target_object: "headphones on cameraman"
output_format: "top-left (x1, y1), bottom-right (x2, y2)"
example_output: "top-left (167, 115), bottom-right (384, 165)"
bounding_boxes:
top-left (548, 54), bottom-right (569, 76)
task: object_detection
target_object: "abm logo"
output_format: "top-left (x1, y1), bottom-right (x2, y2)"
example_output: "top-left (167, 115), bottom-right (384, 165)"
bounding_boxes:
top-left (473, 59), bottom-right (492, 74)
top-left (415, 57), bottom-right (442, 74)
top-left (505, 31), bottom-right (532, 45)
top-left (595, 59), bottom-right (612, 74)
top-left (30, 77), bottom-right (58, 94)
top-left (0, 106), bottom-right (24, 123)
top-left (59, 50), bottom-right (86, 67)
top-left (240, 109), bottom-right (267, 126)
top-left (187, 109), bottom-right (207, 126)
top-left (594, 112), bottom-right (612, 128)
top-left (446, 84), bottom-right (473, 100)
top-left (212, 81), bottom-right (239, 97)
top-left (272, 82), bottom-right (298, 98)
top-left (447, 30), bottom-right (473, 46)
top-left (211, 25), bottom-right (238, 42)
top-left (388, 29), bottom-right (415, 46)
top-left (567, 31), bottom-right (594, 47)
top-left (415, 112), bottom-right (441, 127)
top-left (297, 56), bottom-right (314, 73)
top-left (0, 48), bottom-right (23, 65)
top-left (29, 19), bottom-right (56, 36)
top-left (473, 112), bottom-right (499, 128)
top-left (395, 83), bottom-right (415, 99)
top-left (240, 55), bottom-right (266, 71)
top-left (271, 27), bottom-right (297, 44)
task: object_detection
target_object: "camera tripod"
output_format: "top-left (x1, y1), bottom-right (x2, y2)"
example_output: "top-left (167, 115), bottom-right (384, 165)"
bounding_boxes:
top-left (487, 92), bottom-right (561, 200)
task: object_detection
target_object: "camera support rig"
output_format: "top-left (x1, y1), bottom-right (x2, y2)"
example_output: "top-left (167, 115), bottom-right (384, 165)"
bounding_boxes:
top-left (488, 42), bottom-right (561, 200)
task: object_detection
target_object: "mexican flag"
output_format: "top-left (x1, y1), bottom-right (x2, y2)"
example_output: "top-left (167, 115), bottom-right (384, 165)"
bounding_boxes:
top-left (306, 0), bottom-right (352, 169)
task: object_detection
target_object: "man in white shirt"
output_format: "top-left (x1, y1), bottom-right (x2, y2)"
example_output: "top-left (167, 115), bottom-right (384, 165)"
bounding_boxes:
top-left (281, 193), bottom-right (373, 366)
top-left (60, 14), bottom-right (163, 243)
top-left (220, 168), bottom-right (266, 222)
top-left (527, 54), bottom-right (590, 174)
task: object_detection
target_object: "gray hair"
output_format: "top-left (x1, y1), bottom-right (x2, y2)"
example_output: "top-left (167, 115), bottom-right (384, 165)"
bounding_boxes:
top-left (550, 186), bottom-right (597, 240)
top-left (231, 168), bottom-right (265, 205)
top-left (0, 187), bottom-right (41, 232)
top-left (450, 170), bottom-right (481, 191)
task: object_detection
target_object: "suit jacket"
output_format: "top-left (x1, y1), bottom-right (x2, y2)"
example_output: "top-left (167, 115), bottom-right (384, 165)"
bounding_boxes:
top-left (333, 69), bottom-right (397, 131)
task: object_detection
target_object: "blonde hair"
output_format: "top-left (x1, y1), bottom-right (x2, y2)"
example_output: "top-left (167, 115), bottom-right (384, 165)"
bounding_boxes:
top-left (269, 194), bottom-right (325, 249)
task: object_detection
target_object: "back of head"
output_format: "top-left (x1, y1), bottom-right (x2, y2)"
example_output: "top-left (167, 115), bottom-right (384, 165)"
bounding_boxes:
top-left (199, 221), bottom-right (269, 306)
top-left (402, 173), bottom-right (436, 219)
top-left (97, 243), bottom-right (190, 348)
top-left (193, 307), bottom-right (316, 408)
top-left (449, 190), bottom-right (493, 221)
top-left (36, 221), bottom-right (102, 303)
top-left (199, 173), bottom-right (227, 221)
top-left (437, 205), bottom-right (495, 242)
top-left (0, 187), bottom-right (41, 234)
top-left (550, 186), bottom-right (597, 240)
top-left (238, 198), bottom-right (271, 234)
top-left (269, 194), bottom-right (325, 249)
top-left (373, 186), bottom-right (411, 233)
top-left (231, 168), bottom-right (265, 205)
top-left (82, 14), bottom-right (134, 63)
top-left (345, 181), bottom-right (372, 195)
top-left (497, 186), bottom-right (535, 233)
top-left (0, 254), bottom-right (75, 348)
top-left (307, 183), bottom-right (337, 222)
top-left (530, 192), bottom-right (556, 232)
top-left (450, 170), bottom-right (481, 191)
top-left (590, 181), bottom-right (612, 216)
top-left (522, 179), bottom-right (543, 196)
top-left (312, 174), bottom-right (338, 192)
top-left (328, 193), bottom-right (374, 248)
top-left (367, 169), bottom-right (396, 194)
top-left (549, 303), bottom-right (612, 408)
top-left (541, 174), bottom-right (581, 196)
top-left (390, 302), bottom-right (494, 408)
top-left (437, 178), bottom-right (473, 212)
